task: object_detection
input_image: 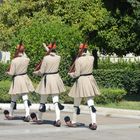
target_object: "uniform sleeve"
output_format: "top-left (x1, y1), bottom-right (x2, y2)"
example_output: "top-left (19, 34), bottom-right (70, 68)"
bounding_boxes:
top-left (39, 57), bottom-right (46, 74)
top-left (26, 57), bottom-right (30, 65)
top-left (69, 59), bottom-right (81, 78)
top-left (7, 60), bottom-right (16, 76)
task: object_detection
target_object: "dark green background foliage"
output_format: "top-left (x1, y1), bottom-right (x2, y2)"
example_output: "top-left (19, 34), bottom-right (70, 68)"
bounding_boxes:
top-left (94, 69), bottom-right (140, 95)
top-left (0, 0), bottom-right (140, 55)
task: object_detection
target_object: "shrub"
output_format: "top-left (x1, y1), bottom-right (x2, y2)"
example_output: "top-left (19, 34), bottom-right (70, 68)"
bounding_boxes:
top-left (0, 80), bottom-right (126, 104)
top-left (0, 80), bottom-right (11, 102)
top-left (93, 69), bottom-right (140, 94)
top-left (59, 87), bottom-right (73, 104)
top-left (0, 80), bottom-right (39, 103)
top-left (0, 80), bottom-right (73, 103)
top-left (63, 87), bottom-right (127, 105)
top-left (0, 63), bottom-right (10, 81)
top-left (94, 88), bottom-right (127, 104)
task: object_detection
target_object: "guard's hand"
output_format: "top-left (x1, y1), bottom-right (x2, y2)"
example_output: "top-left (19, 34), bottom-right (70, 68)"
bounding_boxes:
top-left (43, 43), bottom-right (49, 51)
top-left (68, 72), bottom-right (73, 77)
top-left (33, 71), bottom-right (38, 75)
top-left (42, 43), bottom-right (46, 47)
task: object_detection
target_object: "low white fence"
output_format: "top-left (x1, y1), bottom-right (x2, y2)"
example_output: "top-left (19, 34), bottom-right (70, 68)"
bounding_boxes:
top-left (99, 53), bottom-right (140, 63)
top-left (0, 51), bottom-right (10, 63)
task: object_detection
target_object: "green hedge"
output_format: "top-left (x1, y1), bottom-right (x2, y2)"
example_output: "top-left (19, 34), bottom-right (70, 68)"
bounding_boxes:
top-left (94, 88), bottom-right (127, 104)
top-left (0, 63), bottom-right (9, 81)
top-left (0, 63), bottom-right (140, 95)
top-left (61, 87), bottom-right (127, 105)
top-left (0, 80), bottom-right (126, 104)
top-left (0, 80), bottom-right (11, 102)
top-left (93, 69), bottom-right (140, 95)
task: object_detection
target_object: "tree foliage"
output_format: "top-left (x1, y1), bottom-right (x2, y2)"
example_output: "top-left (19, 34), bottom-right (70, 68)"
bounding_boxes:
top-left (0, 0), bottom-right (140, 55)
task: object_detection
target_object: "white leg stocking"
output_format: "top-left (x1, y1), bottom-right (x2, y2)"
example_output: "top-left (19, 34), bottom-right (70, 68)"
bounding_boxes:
top-left (52, 94), bottom-right (60, 121)
top-left (87, 97), bottom-right (96, 124)
top-left (22, 94), bottom-right (30, 117)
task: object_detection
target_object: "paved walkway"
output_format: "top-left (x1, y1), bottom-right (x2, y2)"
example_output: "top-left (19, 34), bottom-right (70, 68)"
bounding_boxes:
top-left (0, 104), bottom-right (140, 140)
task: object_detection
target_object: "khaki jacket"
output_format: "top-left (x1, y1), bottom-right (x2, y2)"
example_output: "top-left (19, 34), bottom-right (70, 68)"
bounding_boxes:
top-left (8, 54), bottom-right (34, 95)
top-left (35, 52), bottom-right (65, 95)
top-left (69, 52), bottom-right (101, 98)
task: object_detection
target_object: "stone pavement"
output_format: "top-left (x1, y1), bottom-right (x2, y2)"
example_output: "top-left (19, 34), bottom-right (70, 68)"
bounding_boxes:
top-left (0, 104), bottom-right (140, 140)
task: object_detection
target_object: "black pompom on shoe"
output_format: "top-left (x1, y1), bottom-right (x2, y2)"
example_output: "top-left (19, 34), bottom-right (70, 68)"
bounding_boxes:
top-left (30, 112), bottom-right (37, 122)
top-left (3, 110), bottom-right (13, 120)
top-left (64, 116), bottom-right (70, 122)
top-left (3, 110), bottom-right (9, 116)
top-left (64, 116), bottom-right (77, 127)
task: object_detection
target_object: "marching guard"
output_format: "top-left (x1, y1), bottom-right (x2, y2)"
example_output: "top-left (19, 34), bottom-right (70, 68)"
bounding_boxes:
top-left (31, 42), bottom-right (65, 127)
top-left (64, 43), bottom-right (101, 130)
top-left (3, 42), bottom-right (34, 122)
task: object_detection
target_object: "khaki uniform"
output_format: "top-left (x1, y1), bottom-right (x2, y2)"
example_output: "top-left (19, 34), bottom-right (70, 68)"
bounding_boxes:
top-left (69, 53), bottom-right (101, 98)
top-left (7, 55), bottom-right (34, 95)
top-left (35, 52), bottom-right (66, 95)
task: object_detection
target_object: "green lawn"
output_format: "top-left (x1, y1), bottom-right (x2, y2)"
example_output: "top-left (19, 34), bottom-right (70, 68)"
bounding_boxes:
top-left (97, 101), bottom-right (140, 110)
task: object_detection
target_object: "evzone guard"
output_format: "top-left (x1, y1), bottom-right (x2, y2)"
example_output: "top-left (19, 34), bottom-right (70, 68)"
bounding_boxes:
top-left (3, 41), bottom-right (34, 122)
top-left (30, 42), bottom-right (66, 127)
top-left (64, 43), bottom-right (101, 130)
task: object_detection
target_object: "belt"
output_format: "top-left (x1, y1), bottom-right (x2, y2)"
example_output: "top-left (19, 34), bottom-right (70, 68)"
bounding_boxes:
top-left (12, 73), bottom-right (27, 88)
top-left (43, 71), bottom-right (58, 88)
top-left (76, 73), bottom-right (92, 81)
top-left (80, 73), bottom-right (92, 76)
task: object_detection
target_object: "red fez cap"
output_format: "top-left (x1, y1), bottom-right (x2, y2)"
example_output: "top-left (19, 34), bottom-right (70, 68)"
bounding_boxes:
top-left (48, 42), bottom-right (56, 49)
top-left (52, 43), bottom-right (56, 49)
top-left (16, 44), bottom-right (25, 52)
top-left (48, 43), bottom-right (53, 49)
top-left (79, 43), bottom-right (88, 49)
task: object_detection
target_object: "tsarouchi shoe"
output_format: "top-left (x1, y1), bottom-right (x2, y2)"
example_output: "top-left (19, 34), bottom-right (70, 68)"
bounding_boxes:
top-left (89, 123), bottom-right (97, 130)
top-left (53, 120), bottom-right (61, 127)
top-left (23, 116), bottom-right (30, 122)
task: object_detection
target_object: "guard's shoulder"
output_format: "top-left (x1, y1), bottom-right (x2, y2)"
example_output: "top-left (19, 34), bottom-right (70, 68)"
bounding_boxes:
top-left (43, 55), bottom-right (48, 60)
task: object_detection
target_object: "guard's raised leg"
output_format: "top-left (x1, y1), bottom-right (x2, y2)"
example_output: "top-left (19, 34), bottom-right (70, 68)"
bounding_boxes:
top-left (22, 94), bottom-right (31, 122)
top-left (52, 95), bottom-right (64, 127)
top-left (87, 97), bottom-right (97, 130)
